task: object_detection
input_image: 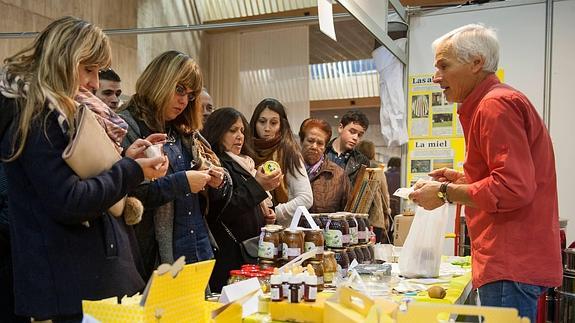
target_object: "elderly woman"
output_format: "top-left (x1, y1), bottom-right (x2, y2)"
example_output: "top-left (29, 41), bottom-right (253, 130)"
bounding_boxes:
top-left (299, 118), bottom-right (350, 213)
top-left (0, 17), bottom-right (167, 321)
top-left (120, 50), bottom-right (231, 280)
top-left (202, 107), bottom-right (281, 292)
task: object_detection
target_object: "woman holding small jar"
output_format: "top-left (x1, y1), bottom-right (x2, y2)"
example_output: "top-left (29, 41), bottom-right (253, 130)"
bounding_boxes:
top-left (250, 98), bottom-right (313, 227)
top-left (203, 107), bottom-right (282, 292)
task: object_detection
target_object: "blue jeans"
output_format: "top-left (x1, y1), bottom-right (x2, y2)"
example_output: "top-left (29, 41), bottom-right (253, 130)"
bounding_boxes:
top-left (478, 280), bottom-right (546, 323)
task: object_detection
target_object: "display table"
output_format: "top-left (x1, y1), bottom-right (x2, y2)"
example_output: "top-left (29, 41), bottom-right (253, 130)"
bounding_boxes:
top-left (244, 258), bottom-right (472, 323)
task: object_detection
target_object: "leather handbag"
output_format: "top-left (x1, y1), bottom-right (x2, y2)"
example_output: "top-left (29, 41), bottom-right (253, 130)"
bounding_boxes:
top-left (62, 105), bottom-right (125, 216)
top-left (220, 221), bottom-right (259, 264)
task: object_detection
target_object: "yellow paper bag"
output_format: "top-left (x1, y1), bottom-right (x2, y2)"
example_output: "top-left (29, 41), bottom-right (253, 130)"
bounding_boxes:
top-left (83, 260), bottom-right (219, 322)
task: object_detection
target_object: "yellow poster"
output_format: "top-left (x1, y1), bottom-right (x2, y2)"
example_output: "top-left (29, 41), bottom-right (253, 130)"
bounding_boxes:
top-left (406, 70), bottom-right (504, 185)
top-left (407, 70), bottom-right (504, 139)
top-left (406, 137), bottom-right (466, 186)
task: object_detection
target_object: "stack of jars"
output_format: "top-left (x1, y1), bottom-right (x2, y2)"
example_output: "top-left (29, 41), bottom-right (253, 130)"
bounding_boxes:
top-left (258, 224), bottom-right (306, 268)
top-left (255, 212), bottom-right (376, 288)
top-left (324, 212), bottom-right (375, 270)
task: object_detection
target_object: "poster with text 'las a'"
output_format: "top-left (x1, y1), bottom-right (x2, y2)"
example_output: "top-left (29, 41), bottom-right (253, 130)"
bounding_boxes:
top-left (408, 74), bottom-right (461, 138)
top-left (406, 138), bottom-right (466, 186)
top-left (407, 70), bottom-right (504, 138)
top-left (406, 71), bottom-right (504, 185)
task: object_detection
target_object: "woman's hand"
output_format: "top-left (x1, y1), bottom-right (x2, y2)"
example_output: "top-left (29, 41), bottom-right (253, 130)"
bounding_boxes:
top-left (185, 170), bottom-right (211, 193)
top-left (263, 207), bottom-right (276, 225)
top-left (206, 166), bottom-right (225, 188)
top-left (135, 155), bottom-right (169, 181)
top-left (125, 134), bottom-right (168, 159)
top-left (255, 166), bottom-right (282, 191)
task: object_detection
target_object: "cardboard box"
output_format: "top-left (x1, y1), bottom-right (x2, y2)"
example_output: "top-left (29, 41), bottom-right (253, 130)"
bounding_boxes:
top-left (394, 214), bottom-right (414, 246)
top-left (323, 287), bottom-right (396, 323)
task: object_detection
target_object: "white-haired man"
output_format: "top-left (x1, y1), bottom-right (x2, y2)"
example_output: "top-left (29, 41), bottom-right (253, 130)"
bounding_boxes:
top-left (409, 24), bottom-right (561, 321)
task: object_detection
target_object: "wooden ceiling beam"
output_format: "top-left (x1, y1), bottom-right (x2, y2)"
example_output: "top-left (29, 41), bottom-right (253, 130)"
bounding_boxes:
top-left (310, 97), bottom-right (380, 111)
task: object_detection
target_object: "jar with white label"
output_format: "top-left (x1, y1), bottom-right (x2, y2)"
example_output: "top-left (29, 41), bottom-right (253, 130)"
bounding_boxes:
top-left (325, 213), bottom-right (350, 248)
top-left (346, 213), bottom-right (359, 245)
top-left (258, 225), bottom-right (282, 260)
top-left (304, 229), bottom-right (325, 261)
top-left (281, 229), bottom-right (304, 261)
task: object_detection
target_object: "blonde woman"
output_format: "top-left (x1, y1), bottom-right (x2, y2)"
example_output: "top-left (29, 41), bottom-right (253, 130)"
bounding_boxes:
top-left (120, 51), bottom-right (231, 281)
top-left (0, 17), bottom-right (167, 321)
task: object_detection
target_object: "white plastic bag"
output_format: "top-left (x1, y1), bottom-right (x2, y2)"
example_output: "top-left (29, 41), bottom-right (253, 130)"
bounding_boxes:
top-left (399, 204), bottom-right (449, 278)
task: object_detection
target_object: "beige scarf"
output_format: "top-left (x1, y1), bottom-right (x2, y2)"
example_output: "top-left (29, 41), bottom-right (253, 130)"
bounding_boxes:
top-left (226, 151), bottom-right (273, 210)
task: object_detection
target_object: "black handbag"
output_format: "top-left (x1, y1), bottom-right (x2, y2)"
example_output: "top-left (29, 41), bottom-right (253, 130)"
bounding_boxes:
top-left (220, 221), bottom-right (259, 264)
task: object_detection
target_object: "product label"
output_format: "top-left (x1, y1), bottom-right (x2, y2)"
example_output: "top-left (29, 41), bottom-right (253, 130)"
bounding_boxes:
top-left (258, 241), bottom-right (275, 259)
top-left (287, 247), bottom-right (301, 257)
top-left (282, 283), bottom-right (289, 299)
top-left (304, 241), bottom-right (316, 253)
top-left (342, 234), bottom-right (351, 244)
top-left (358, 230), bottom-right (367, 241)
top-left (350, 227), bottom-right (358, 244)
top-left (325, 229), bottom-right (343, 248)
top-left (324, 272), bottom-right (334, 283)
top-left (316, 246), bottom-right (324, 256)
top-left (271, 287), bottom-right (281, 301)
top-left (317, 276), bottom-right (324, 285)
top-left (307, 286), bottom-right (317, 300)
top-left (281, 243), bottom-right (288, 259)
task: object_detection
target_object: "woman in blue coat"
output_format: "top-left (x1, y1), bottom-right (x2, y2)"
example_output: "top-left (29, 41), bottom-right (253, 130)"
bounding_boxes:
top-left (119, 51), bottom-right (231, 282)
top-left (0, 17), bottom-right (167, 321)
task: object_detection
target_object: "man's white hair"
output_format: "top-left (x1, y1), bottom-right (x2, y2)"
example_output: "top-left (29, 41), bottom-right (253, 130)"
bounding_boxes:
top-left (432, 24), bottom-right (499, 73)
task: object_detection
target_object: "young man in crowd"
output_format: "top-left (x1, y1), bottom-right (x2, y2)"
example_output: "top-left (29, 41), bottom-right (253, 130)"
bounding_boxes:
top-left (94, 68), bottom-right (122, 110)
top-left (325, 110), bottom-right (370, 186)
top-left (199, 87), bottom-right (215, 124)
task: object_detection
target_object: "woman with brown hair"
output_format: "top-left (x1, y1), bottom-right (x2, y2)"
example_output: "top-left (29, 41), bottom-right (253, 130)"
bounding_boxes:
top-left (120, 50), bottom-right (231, 280)
top-left (249, 98), bottom-right (312, 226)
top-left (202, 107), bottom-right (281, 291)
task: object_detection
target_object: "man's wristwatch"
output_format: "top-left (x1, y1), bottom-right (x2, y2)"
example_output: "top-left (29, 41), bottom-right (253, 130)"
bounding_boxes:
top-left (437, 182), bottom-right (451, 203)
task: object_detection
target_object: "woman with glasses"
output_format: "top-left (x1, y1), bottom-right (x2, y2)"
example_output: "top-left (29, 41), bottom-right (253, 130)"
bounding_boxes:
top-left (249, 98), bottom-right (313, 227)
top-left (120, 50), bottom-right (231, 281)
top-left (0, 17), bottom-right (168, 321)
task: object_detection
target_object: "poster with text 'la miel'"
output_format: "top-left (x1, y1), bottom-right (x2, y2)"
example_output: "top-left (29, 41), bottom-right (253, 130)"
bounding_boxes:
top-left (406, 138), bottom-right (466, 186)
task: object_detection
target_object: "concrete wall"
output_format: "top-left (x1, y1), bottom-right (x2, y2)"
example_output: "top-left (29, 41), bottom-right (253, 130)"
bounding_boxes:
top-left (0, 0), bottom-right (205, 96)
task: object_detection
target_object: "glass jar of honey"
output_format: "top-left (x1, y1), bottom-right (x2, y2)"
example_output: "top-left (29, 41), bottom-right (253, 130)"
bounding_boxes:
top-left (259, 225), bottom-right (282, 260)
top-left (322, 251), bottom-right (337, 285)
top-left (304, 229), bottom-right (325, 261)
top-left (282, 229), bottom-right (304, 261)
top-left (325, 213), bottom-right (350, 248)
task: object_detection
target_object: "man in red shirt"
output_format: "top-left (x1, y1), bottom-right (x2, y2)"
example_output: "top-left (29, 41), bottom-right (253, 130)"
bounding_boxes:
top-left (409, 24), bottom-right (562, 321)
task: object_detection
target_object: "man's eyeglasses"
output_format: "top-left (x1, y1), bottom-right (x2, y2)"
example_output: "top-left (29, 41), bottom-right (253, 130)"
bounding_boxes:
top-left (175, 84), bottom-right (196, 102)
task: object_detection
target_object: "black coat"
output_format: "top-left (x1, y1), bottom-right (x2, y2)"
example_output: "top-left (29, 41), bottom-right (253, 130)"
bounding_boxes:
top-left (207, 153), bottom-right (268, 292)
top-left (1, 103), bottom-right (145, 318)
